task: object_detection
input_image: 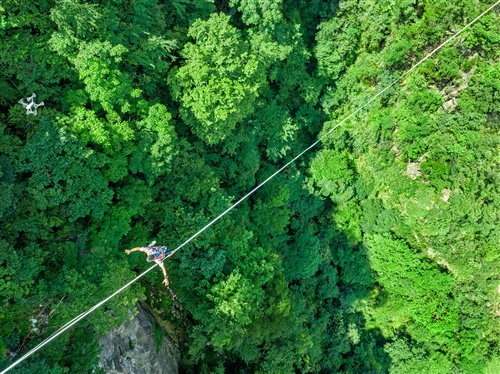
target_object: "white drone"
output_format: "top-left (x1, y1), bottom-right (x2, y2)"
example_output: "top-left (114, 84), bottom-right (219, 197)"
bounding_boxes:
top-left (19, 93), bottom-right (44, 115)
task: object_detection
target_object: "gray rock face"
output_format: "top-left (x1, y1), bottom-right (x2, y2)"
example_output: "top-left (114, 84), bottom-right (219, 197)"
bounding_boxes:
top-left (99, 302), bottom-right (179, 374)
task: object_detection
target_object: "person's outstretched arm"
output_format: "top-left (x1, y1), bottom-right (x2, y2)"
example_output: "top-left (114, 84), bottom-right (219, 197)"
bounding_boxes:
top-left (159, 263), bottom-right (169, 286)
top-left (125, 247), bottom-right (143, 255)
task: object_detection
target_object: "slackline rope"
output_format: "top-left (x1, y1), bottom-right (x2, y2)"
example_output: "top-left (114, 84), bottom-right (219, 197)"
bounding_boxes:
top-left (7, 77), bottom-right (25, 97)
top-left (2, 1), bottom-right (499, 372)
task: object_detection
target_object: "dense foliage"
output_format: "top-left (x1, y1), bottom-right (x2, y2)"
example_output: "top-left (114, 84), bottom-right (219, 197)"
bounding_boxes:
top-left (1, 0), bottom-right (499, 373)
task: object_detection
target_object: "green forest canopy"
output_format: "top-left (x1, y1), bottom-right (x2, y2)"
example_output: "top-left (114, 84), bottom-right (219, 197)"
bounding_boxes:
top-left (1, 0), bottom-right (500, 373)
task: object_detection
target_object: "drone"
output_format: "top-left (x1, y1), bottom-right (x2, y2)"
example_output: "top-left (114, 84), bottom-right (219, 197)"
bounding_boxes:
top-left (19, 93), bottom-right (44, 115)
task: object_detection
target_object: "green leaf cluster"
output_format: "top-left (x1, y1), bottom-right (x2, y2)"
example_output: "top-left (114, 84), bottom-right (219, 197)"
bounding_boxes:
top-left (1, 0), bottom-right (499, 373)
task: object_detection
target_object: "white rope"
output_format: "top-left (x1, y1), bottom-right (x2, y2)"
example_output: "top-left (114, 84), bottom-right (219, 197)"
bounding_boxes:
top-left (172, 0), bottom-right (500, 254)
top-left (2, 2), bottom-right (498, 372)
top-left (0, 265), bottom-right (158, 374)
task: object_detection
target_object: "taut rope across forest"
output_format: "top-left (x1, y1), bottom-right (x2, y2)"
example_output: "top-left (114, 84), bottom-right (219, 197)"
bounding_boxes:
top-left (2, 1), bottom-right (499, 372)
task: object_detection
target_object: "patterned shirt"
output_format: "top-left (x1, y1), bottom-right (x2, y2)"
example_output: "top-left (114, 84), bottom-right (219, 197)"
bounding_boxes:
top-left (141, 241), bottom-right (171, 264)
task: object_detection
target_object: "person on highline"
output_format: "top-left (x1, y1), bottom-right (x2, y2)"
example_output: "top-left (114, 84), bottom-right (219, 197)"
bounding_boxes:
top-left (125, 241), bottom-right (173, 286)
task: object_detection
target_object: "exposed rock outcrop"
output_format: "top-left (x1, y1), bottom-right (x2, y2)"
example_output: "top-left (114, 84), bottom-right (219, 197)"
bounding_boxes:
top-left (441, 188), bottom-right (452, 202)
top-left (406, 154), bottom-right (427, 180)
top-left (99, 302), bottom-right (179, 374)
top-left (441, 66), bottom-right (476, 112)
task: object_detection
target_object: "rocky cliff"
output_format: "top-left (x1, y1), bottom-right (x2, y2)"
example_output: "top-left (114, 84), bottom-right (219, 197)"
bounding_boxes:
top-left (99, 302), bottom-right (179, 374)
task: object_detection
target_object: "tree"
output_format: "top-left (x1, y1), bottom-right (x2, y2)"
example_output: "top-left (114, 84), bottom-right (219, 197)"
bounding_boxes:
top-left (18, 120), bottom-right (113, 221)
top-left (169, 13), bottom-right (266, 144)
